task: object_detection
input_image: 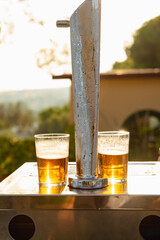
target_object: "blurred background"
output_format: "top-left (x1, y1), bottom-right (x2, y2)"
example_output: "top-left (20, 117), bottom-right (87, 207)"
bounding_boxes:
top-left (0, 0), bottom-right (160, 180)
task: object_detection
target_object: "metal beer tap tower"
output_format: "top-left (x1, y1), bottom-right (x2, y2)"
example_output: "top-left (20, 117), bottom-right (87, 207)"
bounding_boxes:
top-left (1, 2), bottom-right (160, 239)
top-left (57, 0), bottom-right (107, 189)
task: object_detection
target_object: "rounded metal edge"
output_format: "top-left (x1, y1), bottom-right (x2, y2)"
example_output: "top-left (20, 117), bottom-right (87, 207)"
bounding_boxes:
top-left (68, 177), bottom-right (108, 189)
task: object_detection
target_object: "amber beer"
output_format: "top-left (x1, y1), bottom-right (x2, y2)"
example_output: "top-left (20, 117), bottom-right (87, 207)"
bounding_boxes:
top-left (103, 181), bottom-right (128, 194)
top-left (98, 151), bottom-right (128, 182)
top-left (35, 133), bottom-right (69, 186)
top-left (37, 154), bottom-right (68, 185)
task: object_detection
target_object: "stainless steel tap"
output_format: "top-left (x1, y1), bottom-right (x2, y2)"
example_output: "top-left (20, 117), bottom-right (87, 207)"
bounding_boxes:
top-left (57, 0), bottom-right (107, 189)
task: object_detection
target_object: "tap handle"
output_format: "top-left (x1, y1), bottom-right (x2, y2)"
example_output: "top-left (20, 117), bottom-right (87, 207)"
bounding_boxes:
top-left (56, 20), bottom-right (70, 28)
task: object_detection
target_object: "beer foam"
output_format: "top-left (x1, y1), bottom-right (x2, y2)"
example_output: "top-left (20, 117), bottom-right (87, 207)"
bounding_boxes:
top-left (37, 152), bottom-right (68, 159)
top-left (99, 150), bottom-right (128, 155)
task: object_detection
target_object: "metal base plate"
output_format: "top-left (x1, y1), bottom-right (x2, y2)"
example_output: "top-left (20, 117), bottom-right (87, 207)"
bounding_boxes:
top-left (68, 176), bottom-right (108, 189)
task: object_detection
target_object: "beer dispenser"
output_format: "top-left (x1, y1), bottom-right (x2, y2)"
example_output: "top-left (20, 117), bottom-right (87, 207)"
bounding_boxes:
top-left (1, 1), bottom-right (160, 239)
top-left (57, 0), bottom-right (107, 189)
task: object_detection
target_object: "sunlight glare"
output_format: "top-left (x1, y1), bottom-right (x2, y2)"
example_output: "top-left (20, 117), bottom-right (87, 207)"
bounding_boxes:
top-left (0, 0), bottom-right (159, 91)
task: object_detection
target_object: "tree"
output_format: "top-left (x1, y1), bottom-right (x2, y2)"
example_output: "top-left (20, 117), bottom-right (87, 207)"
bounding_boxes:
top-left (35, 43), bottom-right (70, 75)
top-left (35, 105), bottom-right (76, 162)
top-left (0, 136), bottom-right (35, 180)
top-left (0, 0), bottom-right (70, 75)
top-left (36, 105), bottom-right (69, 134)
top-left (0, 102), bottom-right (35, 138)
top-left (113, 15), bottom-right (160, 69)
top-left (122, 110), bottom-right (160, 161)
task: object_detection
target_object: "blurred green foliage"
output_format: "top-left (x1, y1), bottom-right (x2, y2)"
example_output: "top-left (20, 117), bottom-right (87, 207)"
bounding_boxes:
top-left (36, 105), bottom-right (69, 134)
top-left (1, 101), bottom-right (160, 180)
top-left (122, 110), bottom-right (160, 161)
top-left (0, 103), bottom-right (75, 181)
top-left (0, 102), bottom-right (35, 138)
top-left (0, 136), bottom-right (36, 180)
top-left (113, 15), bottom-right (160, 69)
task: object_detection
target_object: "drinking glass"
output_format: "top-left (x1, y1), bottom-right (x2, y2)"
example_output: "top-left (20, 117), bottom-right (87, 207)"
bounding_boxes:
top-left (98, 131), bottom-right (129, 183)
top-left (35, 133), bottom-right (70, 186)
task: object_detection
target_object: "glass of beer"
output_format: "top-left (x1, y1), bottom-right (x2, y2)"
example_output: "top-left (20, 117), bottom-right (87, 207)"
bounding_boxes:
top-left (34, 133), bottom-right (69, 186)
top-left (98, 131), bottom-right (129, 183)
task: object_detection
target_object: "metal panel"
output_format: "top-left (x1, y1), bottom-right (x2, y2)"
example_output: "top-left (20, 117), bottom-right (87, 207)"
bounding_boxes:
top-left (1, 162), bottom-right (160, 239)
top-left (1, 209), bottom-right (160, 240)
top-left (0, 162), bottom-right (160, 210)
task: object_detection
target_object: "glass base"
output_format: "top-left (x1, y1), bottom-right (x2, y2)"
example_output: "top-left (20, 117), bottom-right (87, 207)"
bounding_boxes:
top-left (39, 182), bottom-right (66, 194)
top-left (39, 182), bottom-right (66, 187)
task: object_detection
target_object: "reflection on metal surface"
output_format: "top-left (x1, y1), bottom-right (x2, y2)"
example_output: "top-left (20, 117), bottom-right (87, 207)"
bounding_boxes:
top-left (128, 162), bottom-right (160, 195)
top-left (104, 182), bottom-right (128, 194)
top-left (0, 162), bottom-right (160, 210)
top-left (39, 184), bottom-right (66, 194)
top-left (1, 162), bottom-right (160, 195)
top-left (128, 161), bottom-right (159, 176)
top-left (69, 182), bottom-right (127, 195)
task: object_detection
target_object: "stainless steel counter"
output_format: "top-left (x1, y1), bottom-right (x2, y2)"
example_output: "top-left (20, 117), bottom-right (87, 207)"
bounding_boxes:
top-left (0, 162), bottom-right (160, 240)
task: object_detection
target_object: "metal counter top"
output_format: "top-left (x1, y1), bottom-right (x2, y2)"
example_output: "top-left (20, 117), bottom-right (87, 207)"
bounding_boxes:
top-left (0, 162), bottom-right (160, 210)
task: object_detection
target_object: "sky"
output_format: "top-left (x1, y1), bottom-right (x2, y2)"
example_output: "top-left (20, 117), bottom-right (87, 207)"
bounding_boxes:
top-left (0, 0), bottom-right (160, 91)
